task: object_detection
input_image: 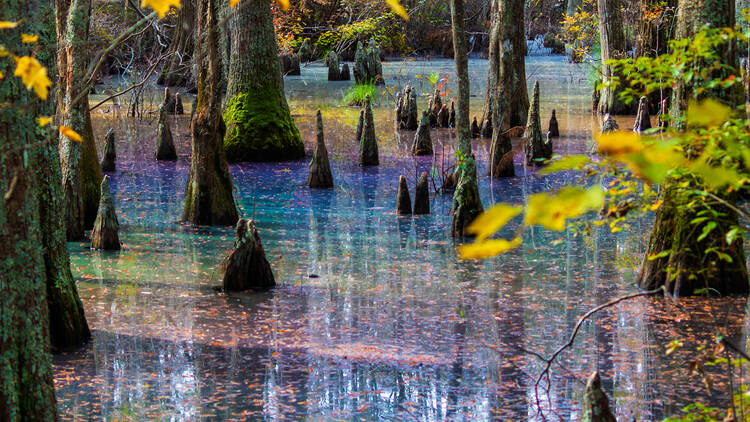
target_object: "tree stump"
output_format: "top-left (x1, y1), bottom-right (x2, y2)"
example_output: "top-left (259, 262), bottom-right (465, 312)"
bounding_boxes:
top-left (489, 128), bottom-right (515, 178)
top-left (411, 110), bottom-right (433, 155)
top-left (359, 95), bottom-right (379, 166)
top-left (633, 96), bottom-right (652, 133)
top-left (413, 172), bottom-right (430, 214)
top-left (548, 108), bottom-right (559, 137)
top-left (397, 175), bottom-right (412, 214)
top-left (471, 116), bottom-right (481, 138)
top-left (91, 176), bottom-right (120, 250)
top-left (223, 219), bottom-right (276, 292)
top-left (155, 104), bottom-right (178, 160)
top-left (307, 111), bottom-right (334, 188)
top-left (100, 129), bottom-right (116, 172)
top-left (582, 372), bottom-right (616, 422)
top-left (601, 114), bottom-right (619, 133)
top-left (525, 81), bottom-right (549, 166)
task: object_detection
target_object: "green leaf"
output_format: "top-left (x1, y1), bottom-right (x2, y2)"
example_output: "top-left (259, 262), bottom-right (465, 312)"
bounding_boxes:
top-left (697, 221), bottom-right (717, 242)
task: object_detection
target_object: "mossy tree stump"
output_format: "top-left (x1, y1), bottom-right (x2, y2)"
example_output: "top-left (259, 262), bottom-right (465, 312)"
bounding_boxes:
top-left (223, 219), bottom-right (276, 292)
top-left (91, 176), bottom-right (121, 251)
top-left (307, 111), bottom-right (334, 188)
top-left (582, 372), bottom-right (616, 422)
top-left (155, 104), bottom-right (178, 160)
top-left (411, 110), bottom-right (433, 155)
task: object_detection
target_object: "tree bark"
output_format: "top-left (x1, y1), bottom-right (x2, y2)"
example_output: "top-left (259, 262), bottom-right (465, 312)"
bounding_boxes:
top-left (596, 0), bottom-right (635, 114)
top-left (0, 0), bottom-right (60, 418)
top-left (158, 0), bottom-right (195, 87)
top-left (223, 0), bottom-right (303, 162)
top-left (182, 0), bottom-right (239, 226)
top-left (498, 0), bottom-right (530, 128)
top-left (637, 0), bottom-right (747, 296)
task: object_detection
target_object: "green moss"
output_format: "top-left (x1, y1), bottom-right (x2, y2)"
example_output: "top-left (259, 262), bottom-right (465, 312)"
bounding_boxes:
top-left (223, 89), bottom-right (304, 162)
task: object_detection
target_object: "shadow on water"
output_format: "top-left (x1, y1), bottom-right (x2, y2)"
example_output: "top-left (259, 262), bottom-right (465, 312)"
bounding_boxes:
top-left (54, 56), bottom-right (750, 421)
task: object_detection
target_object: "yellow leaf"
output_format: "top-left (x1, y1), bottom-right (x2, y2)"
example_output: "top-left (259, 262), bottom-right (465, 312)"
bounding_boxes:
top-left (59, 126), bottom-right (83, 142)
top-left (275, 0), bottom-right (290, 10)
top-left (13, 56), bottom-right (51, 100)
top-left (466, 204), bottom-right (522, 241)
top-left (596, 131), bottom-right (644, 155)
top-left (229, 0), bottom-right (241, 6)
top-left (687, 99), bottom-right (731, 128)
top-left (524, 186), bottom-right (605, 231)
top-left (0, 71), bottom-right (3, 79)
top-left (141, 0), bottom-right (180, 19)
top-left (385, 0), bottom-right (409, 20)
top-left (21, 33), bottom-right (38, 43)
top-left (37, 116), bottom-right (51, 127)
top-left (458, 237), bottom-right (522, 259)
top-left (649, 200), bottom-right (663, 211)
top-left (0, 21), bottom-right (19, 29)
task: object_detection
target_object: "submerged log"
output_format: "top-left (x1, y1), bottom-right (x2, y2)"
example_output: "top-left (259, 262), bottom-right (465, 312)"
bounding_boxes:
top-left (471, 116), bottom-right (481, 138)
top-left (413, 172), bottom-right (430, 214)
top-left (100, 129), bottom-right (116, 172)
top-left (359, 95), bottom-right (379, 166)
top-left (548, 109), bottom-right (559, 137)
top-left (155, 104), bottom-right (178, 160)
top-left (90, 175), bottom-right (120, 251)
top-left (582, 372), bottom-right (616, 422)
top-left (411, 110), bottom-right (434, 155)
top-left (307, 110), bottom-right (334, 188)
top-left (223, 219), bottom-right (276, 292)
top-left (524, 81), bottom-right (549, 166)
top-left (633, 96), bottom-right (652, 134)
top-left (397, 175), bottom-right (412, 214)
top-left (601, 114), bottom-right (619, 133)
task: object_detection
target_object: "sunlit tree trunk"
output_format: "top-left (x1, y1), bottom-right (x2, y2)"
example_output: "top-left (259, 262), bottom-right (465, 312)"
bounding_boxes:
top-left (182, 0), bottom-right (239, 226)
top-left (479, 0), bottom-right (500, 136)
top-left (222, 0), bottom-right (303, 162)
top-left (498, 0), bottom-right (529, 128)
top-left (0, 0), bottom-right (60, 418)
top-left (596, 0), bottom-right (634, 114)
top-left (450, 0), bottom-right (484, 237)
top-left (56, 0), bottom-right (103, 240)
top-left (158, 0), bottom-right (195, 87)
top-left (637, 0), bottom-right (747, 296)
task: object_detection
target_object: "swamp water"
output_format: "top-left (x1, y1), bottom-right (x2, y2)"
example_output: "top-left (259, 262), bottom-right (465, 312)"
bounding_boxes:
top-left (53, 57), bottom-right (749, 421)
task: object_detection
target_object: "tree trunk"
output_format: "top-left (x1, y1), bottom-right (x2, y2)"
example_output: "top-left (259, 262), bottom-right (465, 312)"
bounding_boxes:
top-left (57, 0), bottom-right (102, 240)
top-left (597, 0), bottom-right (635, 115)
top-left (498, 0), bottom-right (530, 128)
top-left (223, 0), bottom-right (303, 162)
top-left (182, 0), bottom-right (239, 226)
top-left (637, 0), bottom-right (747, 296)
top-left (635, 0), bottom-right (677, 112)
top-left (0, 0), bottom-right (60, 418)
top-left (480, 0), bottom-right (499, 136)
top-left (158, 0), bottom-right (195, 87)
top-left (450, 0), bottom-right (484, 237)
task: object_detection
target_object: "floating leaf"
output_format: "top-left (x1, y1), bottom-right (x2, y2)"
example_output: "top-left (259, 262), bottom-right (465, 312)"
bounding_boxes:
top-left (13, 55), bottom-right (51, 100)
top-left (37, 116), bottom-right (51, 127)
top-left (385, 0), bottom-right (409, 20)
top-left (458, 237), bottom-right (522, 259)
top-left (466, 204), bottom-right (522, 241)
top-left (141, 0), bottom-right (180, 19)
top-left (21, 33), bottom-right (38, 43)
top-left (59, 126), bottom-right (83, 142)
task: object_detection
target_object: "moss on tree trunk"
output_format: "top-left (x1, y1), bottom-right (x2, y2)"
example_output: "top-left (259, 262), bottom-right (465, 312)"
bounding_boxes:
top-left (222, 0), bottom-right (303, 162)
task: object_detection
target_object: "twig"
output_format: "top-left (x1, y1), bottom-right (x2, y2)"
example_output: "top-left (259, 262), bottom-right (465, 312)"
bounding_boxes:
top-left (89, 53), bottom-right (170, 112)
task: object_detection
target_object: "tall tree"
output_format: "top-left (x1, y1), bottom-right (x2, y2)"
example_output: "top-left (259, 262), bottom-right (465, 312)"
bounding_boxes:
top-left (450, 0), bottom-right (484, 237)
top-left (222, 0), bottom-right (304, 162)
top-left (637, 0), bottom-right (747, 296)
top-left (596, 0), bottom-right (635, 114)
top-left (56, 0), bottom-right (103, 240)
top-left (182, 0), bottom-right (239, 225)
top-left (0, 0), bottom-right (60, 418)
top-left (497, 0), bottom-right (529, 128)
top-left (158, 0), bottom-right (196, 87)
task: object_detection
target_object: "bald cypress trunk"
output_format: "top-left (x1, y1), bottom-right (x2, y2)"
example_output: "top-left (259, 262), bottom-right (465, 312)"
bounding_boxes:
top-left (499, 0), bottom-right (530, 128)
top-left (597, 0), bottom-right (634, 115)
top-left (57, 0), bottom-right (102, 240)
top-left (480, 0), bottom-right (500, 137)
top-left (182, 0), bottom-right (239, 226)
top-left (0, 0), bottom-right (60, 417)
top-left (223, 0), bottom-right (303, 162)
top-left (158, 0), bottom-right (196, 87)
top-left (450, 0), bottom-right (484, 237)
top-left (637, 0), bottom-right (747, 296)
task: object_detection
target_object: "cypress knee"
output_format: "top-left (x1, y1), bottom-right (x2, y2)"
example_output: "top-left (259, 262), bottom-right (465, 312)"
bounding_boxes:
top-left (471, 116), bottom-right (480, 138)
top-left (414, 172), bottom-right (430, 214)
top-left (397, 175), bottom-right (412, 214)
top-left (356, 109), bottom-right (364, 144)
top-left (100, 129), bottom-right (116, 172)
top-left (174, 93), bottom-right (184, 115)
top-left (91, 176), bottom-right (121, 251)
top-left (156, 104), bottom-right (178, 160)
top-left (412, 110), bottom-right (433, 155)
top-left (449, 100), bottom-right (456, 128)
top-left (223, 219), bottom-right (276, 291)
top-left (524, 81), bottom-right (548, 166)
top-left (548, 109), bottom-right (559, 137)
top-left (601, 114), bottom-right (619, 133)
top-left (406, 89), bottom-right (418, 130)
top-left (359, 95), bottom-right (379, 166)
top-left (633, 96), bottom-right (652, 133)
top-left (582, 372), bottom-right (616, 422)
top-left (437, 104), bottom-right (450, 128)
top-left (307, 111), bottom-right (334, 188)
